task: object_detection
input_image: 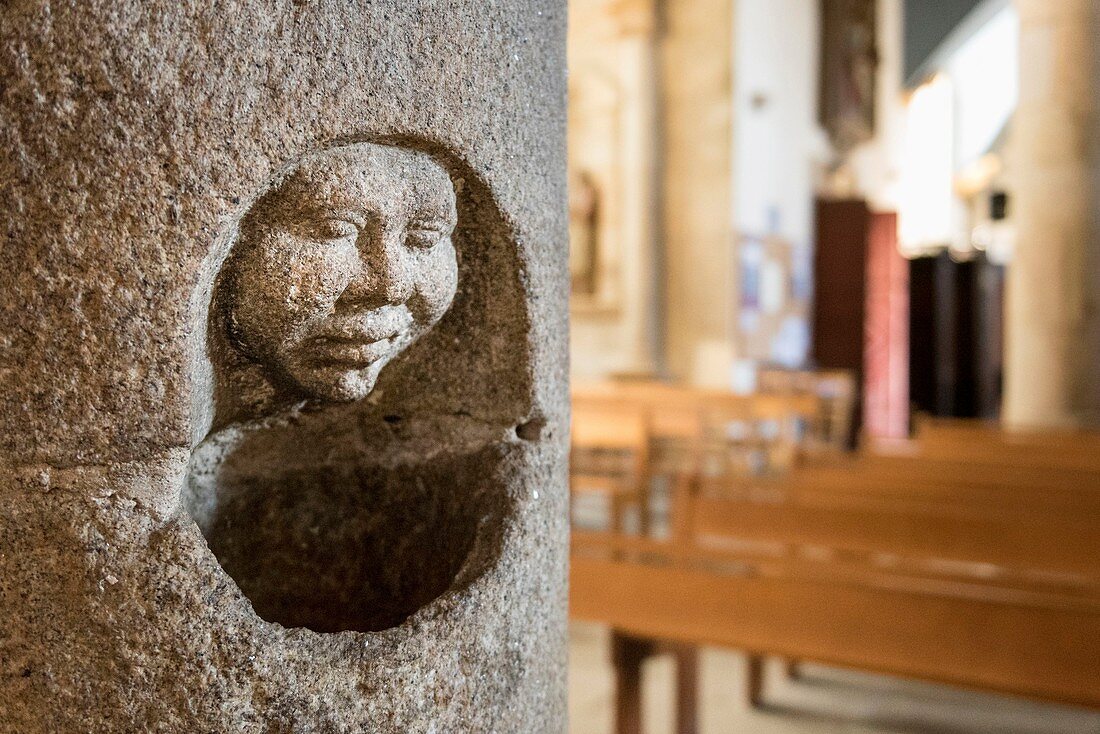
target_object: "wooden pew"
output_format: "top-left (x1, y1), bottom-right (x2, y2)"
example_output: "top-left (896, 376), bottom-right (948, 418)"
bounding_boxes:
top-left (570, 398), bottom-right (651, 534)
top-left (571, 538), bottom-right (1100, 711)
top-left (723, 442), bottom-right (1100, 710)
top-left (572, 380), bottom-right (824, 431)
top-left (573, 382), bottom-right (827, 481)
top-left (569, 408), bottom-right (1100, 732)
top-left (758, 368), bottom-right (857, 450)
top-left (873, 418), bottom-right (1100, 473)
top-left (691, 489), bottom-right (1100, 582)
top-left (774, 458), bottom-right (1100, 515)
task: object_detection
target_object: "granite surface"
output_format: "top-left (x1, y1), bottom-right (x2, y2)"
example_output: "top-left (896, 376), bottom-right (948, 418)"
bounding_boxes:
top-left (0, 2), bottom-right (568, 731)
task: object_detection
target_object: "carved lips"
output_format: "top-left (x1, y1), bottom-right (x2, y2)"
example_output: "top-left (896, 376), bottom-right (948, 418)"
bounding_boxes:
top-left (308, 304), bottom-right (414, 367)
top-left (309, 334), bottom-right (402, 367)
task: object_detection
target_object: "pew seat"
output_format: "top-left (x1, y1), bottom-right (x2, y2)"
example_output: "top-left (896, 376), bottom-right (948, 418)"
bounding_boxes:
top-left (569, 403), bottom-right (1100, 733)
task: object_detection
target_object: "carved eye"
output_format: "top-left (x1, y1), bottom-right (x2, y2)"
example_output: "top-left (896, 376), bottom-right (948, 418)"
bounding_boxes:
top-left (312, 218), bottom-right (361, 241)
top-left (404, 223), bottom-right (449, 250)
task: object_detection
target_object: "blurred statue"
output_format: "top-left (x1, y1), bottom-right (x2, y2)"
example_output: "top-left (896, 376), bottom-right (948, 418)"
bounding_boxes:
top-left (569, 169), bottom-right (600, 297)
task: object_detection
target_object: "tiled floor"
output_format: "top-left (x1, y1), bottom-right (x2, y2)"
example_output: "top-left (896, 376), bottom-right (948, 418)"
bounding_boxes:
top-left (569, 623), bottom-right (1100, 734)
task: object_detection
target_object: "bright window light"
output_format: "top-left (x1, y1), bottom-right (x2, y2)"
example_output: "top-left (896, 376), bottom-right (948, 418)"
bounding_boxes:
top-left (897, 74), bottom-right (956, 255)
top-left (946, 6), bottom-right (1018, 169)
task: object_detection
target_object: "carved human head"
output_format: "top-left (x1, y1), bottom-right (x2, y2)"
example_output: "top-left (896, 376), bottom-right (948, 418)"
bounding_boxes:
top-left (222, 143), bottom-right (459, 403)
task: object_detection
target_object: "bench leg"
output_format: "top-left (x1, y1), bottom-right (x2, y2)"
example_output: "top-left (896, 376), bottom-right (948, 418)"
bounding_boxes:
top-left (746, 655), bottom-right (765, 709)
top-left (669, 474), bottom-right (696, 542)
top-left (612, 631), bottom-right (655, 734)
top-left (673, 644), bottom-right (699, 734)
top-left (610, 493), bottom-right (628, 536)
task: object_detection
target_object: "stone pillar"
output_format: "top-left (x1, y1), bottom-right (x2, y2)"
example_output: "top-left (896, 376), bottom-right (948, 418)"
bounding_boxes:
top-left (1004, 0), bottom-right (1100, 427)
top-left (0, 3), bottom-right (568, 732)
top-left (567, 0), bottom-right (663, 378)
top-left (661, 0), bottom-right (736, 384)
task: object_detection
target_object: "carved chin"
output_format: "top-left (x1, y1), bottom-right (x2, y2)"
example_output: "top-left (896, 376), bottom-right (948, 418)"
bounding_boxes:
top-left (289, 362), bottom-right (386, 403)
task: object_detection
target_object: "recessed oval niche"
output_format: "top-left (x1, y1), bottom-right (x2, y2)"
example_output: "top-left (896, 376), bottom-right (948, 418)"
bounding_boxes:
top-left (188, 442), bottom-right (510, 633)
top-left (184, 138), bottom-right (529, 633)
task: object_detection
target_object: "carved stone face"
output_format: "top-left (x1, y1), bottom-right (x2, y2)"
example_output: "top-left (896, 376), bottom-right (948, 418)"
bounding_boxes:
top-left (225, 143), bottom-right (459, 402)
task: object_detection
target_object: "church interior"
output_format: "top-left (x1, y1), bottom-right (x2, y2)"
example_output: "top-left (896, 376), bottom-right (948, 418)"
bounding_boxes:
top-left (5, 0), bottom-right (1100, 730)
top-left (565, 1), bottom-right (1100, 732)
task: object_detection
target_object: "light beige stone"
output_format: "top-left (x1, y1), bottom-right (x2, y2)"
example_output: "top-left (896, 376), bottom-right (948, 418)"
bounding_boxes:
top-left (568, 0), bottom-right (662, 379)
top-left (661, 0), bottom-right (736, 383)
top-left (1004, 0), bottom-right (1100, 427)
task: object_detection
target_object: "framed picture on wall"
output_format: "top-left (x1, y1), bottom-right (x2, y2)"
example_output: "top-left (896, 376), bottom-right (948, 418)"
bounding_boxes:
top-left (819, 0), bottom-right (878, 153)
top-left (736, 234), bottom-right (811, 366)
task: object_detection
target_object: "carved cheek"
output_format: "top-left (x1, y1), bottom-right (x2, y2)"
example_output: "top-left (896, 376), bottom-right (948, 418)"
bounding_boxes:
top-left (412, 239), bottom-right (458, 324)
top-left (273, 238), bottom-right (359, 326)
top-left (230, 235), bottom-right (297, 354)
top-left (286, 242), bottom-right (354, 316)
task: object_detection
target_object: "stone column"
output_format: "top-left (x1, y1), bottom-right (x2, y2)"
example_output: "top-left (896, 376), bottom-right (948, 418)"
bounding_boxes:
top-left (567, 0), bottom-right (662, 378)
top-left (616, 0), bottom-right (664, 375)
top-left (0, 3), bottom-right (567, 732)
top-left (661, 0), bottom-right (736, 384)
top-left (1004, 0), bottom-right (1100, 427)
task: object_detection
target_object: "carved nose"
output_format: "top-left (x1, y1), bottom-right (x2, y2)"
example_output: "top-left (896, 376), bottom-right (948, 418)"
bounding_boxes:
top-left (340, 232), bottom-right (415, 308)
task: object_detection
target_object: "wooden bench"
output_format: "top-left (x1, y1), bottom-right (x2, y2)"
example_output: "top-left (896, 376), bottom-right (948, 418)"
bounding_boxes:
top-left (768, 458), bottom-right (1100, 515)
top-left (569, 407), bottom-right (1100, 732)
top-left (572, 535), bottom-right (1100, 722)
top-left (874, 418), bottom-right (1100, 472)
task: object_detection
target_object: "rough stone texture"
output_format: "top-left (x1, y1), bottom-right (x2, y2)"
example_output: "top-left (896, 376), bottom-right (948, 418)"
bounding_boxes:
top-left (0, 2), bottom-right (568, 732)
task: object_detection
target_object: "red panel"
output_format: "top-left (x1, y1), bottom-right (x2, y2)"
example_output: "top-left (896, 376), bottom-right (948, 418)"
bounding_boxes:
top-left (812, 199), bottom-right (870, 373)
top-left (864, 211), bottom-right (909, 438)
